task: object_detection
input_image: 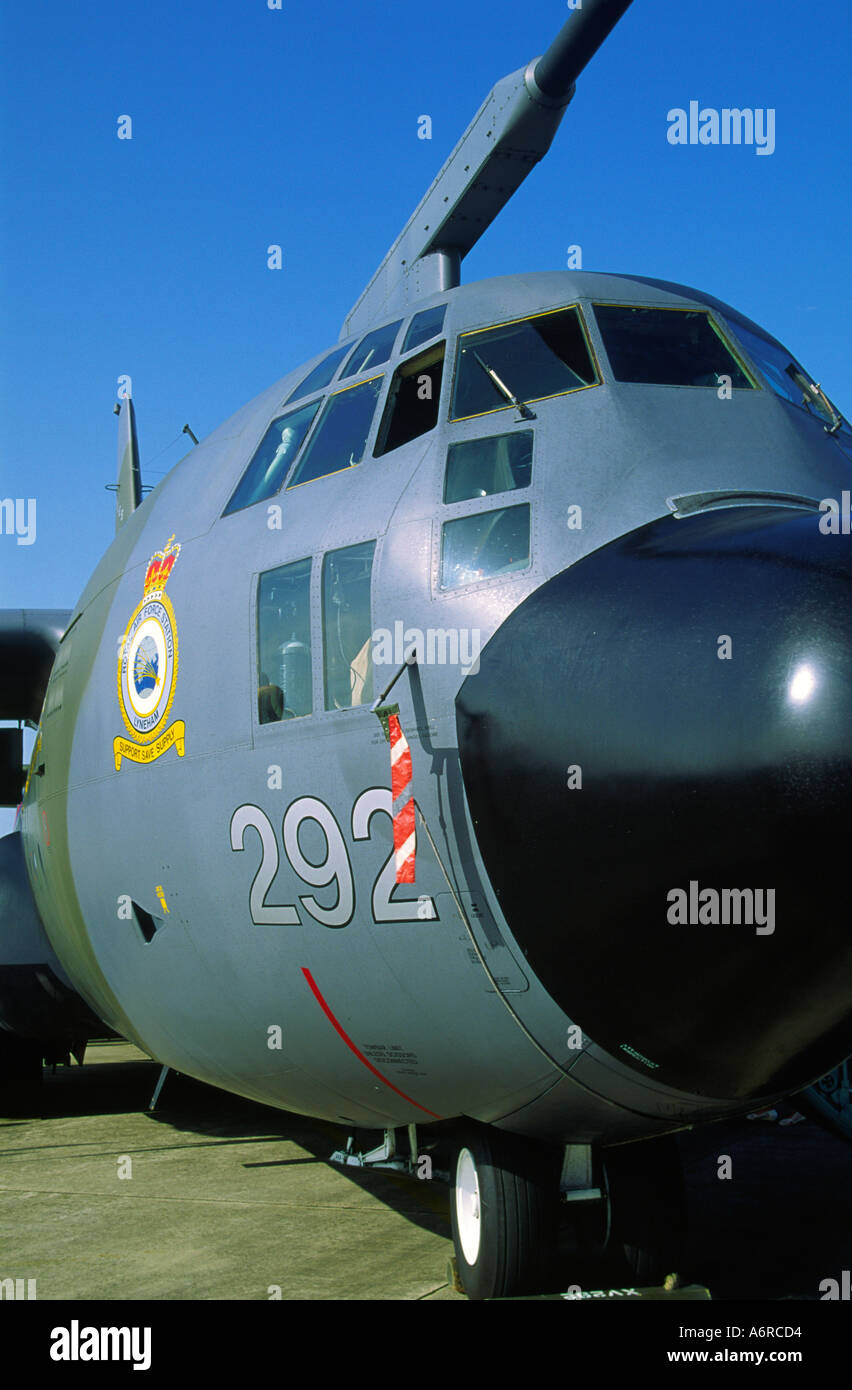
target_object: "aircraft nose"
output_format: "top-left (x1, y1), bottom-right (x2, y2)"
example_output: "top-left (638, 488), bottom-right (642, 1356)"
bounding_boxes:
top-left (455, 502), bottom-right (852, 1100)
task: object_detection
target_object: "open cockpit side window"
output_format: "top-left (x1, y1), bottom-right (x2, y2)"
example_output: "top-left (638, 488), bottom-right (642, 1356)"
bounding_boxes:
top-left (374, 342), bottom-right (445, 456)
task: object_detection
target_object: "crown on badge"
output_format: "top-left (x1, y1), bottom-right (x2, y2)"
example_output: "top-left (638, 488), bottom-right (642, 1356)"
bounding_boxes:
top-left (143, 536), bottom-right (181, 597)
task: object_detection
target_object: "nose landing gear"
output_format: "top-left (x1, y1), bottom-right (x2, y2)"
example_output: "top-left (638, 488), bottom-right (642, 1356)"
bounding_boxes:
top-left (449, 1127), bottom-right (560, 1300)
top-left (449, 1127), bottom-right (686, 1299)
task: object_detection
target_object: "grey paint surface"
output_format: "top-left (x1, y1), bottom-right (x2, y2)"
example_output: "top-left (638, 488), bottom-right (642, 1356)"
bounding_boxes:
top-left (15, 268), bottom-right (850, 1141)
top-left (4, 0), bottom-right (850, 1150)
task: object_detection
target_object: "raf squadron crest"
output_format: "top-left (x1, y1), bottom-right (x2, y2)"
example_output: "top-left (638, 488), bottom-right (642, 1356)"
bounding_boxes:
top-left (114, 535), bottom-right (185, 769)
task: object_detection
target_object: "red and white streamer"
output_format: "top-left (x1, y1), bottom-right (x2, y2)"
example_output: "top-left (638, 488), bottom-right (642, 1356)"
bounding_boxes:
top-left (388, 712), bottom-right (415, 883)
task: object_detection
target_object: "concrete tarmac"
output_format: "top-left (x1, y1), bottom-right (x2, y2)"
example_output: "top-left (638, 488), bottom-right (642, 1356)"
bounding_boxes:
top-left (1, 1041), bottom-right (849, 1301)
top-left (0, 1041), bottom-right (463, 1301)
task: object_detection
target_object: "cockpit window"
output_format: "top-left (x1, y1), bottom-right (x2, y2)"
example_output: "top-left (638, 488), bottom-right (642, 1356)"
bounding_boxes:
top-left (725, 319), bottom-right (852, 446)
top-left (403, 304), bottom-right (447, 354)
top-left (287, 376), bottom-right (383, 489)
top-left (284, 344), bottom-right (350, 405)
top-left (444, 430), bottom-right (532, 504)
top-left (374, 343), bottom-right (444, 456)
top-left (341, 320), bottom-right (403, 379)
top-left (593, 305), bottom-right (755, 388)
top-left (450, 306), bottom-right (598, 421)
top-left (223, 399), bottom-right (321, 515)
top-left (257, 558), bottom-right (313, 722)
top-left (441, 504), bottom-right (530, 589)
top-left (322, 541), bottom-right (376, 709)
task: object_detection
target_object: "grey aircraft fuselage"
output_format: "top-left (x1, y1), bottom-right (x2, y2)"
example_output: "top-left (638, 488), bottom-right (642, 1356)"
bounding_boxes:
top-left (18, 265), bottom-right (852, 1143)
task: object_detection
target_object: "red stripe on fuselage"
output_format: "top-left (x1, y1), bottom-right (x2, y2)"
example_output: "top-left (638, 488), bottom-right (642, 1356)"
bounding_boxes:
top-left (301, 967), bottom-right (441, 1119)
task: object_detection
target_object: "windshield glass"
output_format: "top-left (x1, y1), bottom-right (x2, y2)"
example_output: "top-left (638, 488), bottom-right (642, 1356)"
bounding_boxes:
top-left (403, 304), bottom-right (447, 353)
top-left (726, 319), bottom-right (852, 451)
top-left (341, 321), bottom-right (402, 378)
top-left (284, 344), bottom-right (350, 405)
top-left (287, 376), bottom-right (383, 488)
top-left (223, 399), bottom-right (322, 515)
top-left (593, 305), bottom-right (754, 388)
top-left (450, 306), bottom-right (598, 421)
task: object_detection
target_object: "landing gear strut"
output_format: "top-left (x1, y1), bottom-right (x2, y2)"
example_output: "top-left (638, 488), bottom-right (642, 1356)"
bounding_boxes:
top-left (448, 1128), bottom-right (686, 1298)
top-left (603, 1135), bottom-right (686, 1284)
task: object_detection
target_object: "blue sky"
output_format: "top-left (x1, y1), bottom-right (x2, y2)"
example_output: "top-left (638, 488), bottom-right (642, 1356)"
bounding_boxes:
top-left (1, 0), bottom-right (851, 829)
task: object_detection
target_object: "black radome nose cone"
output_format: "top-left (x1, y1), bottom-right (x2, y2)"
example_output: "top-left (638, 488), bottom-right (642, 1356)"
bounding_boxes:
top-left (456, 505), bottom-right (852, 1099)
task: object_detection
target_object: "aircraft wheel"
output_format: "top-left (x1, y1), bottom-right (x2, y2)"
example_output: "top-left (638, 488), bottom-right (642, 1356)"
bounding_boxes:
top-left (604, 1135), bottom-right (685, 1285)
top-left (450, 1127), bottom-right (556, 1299)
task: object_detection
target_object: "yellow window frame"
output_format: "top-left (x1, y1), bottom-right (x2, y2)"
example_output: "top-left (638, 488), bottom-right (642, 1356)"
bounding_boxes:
top-left (591, 302), bottom-right (761, 390)
top-left (449, 303), bottom-right (602, 423)
top-left (286, 372), bottom-right (385, 490)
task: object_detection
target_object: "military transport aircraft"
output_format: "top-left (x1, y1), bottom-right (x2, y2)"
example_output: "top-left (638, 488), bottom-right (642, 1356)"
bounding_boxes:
top-left (2, 0), bottom-right (852, 1298)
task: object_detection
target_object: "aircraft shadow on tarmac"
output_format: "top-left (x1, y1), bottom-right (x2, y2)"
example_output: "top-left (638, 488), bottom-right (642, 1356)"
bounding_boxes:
top-left (6, 1049), bottom-right (850, 1299)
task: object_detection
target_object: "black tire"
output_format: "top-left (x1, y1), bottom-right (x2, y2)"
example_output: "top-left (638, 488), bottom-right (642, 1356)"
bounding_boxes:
top-left (604, 1135), bottom-right (686, 1285)
top-left (449, 1126), bottom-right (557, 1299)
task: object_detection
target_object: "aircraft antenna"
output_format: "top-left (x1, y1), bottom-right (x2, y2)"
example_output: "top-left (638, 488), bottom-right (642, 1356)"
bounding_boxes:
top-left (341, 0), bottom-right (635, 339)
